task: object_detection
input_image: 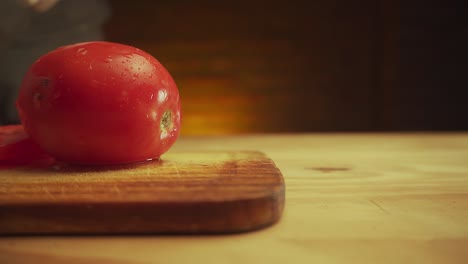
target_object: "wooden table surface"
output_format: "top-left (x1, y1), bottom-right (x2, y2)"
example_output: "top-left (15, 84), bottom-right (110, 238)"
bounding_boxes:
top-left (1, 133), bottom-right (468, 263)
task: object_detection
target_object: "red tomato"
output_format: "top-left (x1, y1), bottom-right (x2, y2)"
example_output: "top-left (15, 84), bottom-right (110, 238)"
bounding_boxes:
top-left (0, 125), bottom-right (51, 165)
top-left (16, 42), bottom-right (181, 165)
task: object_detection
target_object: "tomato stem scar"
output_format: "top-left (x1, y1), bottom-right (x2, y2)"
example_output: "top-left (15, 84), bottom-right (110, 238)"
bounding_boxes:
top-left (40, 78), bottom-right (50, 87)
top-left (160, 110), bottom-right (173, 132)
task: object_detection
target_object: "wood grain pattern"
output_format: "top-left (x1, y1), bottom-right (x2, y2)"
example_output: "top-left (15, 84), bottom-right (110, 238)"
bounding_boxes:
top-left (0, 151), bottom-right (285, 234)
top-left (0, 133), bottom-right (467, 264)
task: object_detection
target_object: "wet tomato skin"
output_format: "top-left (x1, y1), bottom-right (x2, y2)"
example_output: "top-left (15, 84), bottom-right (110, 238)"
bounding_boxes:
top-left (16, 41), bottom-right (181, 165)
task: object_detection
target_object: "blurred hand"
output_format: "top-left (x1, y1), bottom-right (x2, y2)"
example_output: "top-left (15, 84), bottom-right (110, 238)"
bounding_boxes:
top-left (19, 0), bottom-right (60, 12)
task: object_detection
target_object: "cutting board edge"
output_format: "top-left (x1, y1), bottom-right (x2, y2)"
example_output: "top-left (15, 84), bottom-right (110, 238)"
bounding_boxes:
top-left (0, 185), bottom-right (285, 235)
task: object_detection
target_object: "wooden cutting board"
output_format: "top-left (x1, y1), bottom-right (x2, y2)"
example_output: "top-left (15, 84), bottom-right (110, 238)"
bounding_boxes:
top-left (0, 151), bottom-right (284, 235)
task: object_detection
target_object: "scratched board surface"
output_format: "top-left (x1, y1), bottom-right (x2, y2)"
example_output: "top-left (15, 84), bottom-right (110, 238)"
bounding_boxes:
top-left (0, 151), bottom-right (284, 234)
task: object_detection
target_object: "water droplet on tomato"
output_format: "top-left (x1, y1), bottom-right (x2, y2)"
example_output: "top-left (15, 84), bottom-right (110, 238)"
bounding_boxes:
top-left (76, 48), bottom-right (87, 55)
top-left (104, 57), bottom-right (113, 63)
top-left (158, 89), bottom-right (167, 103)
top-left (121, 72), bottom-right (126, 76)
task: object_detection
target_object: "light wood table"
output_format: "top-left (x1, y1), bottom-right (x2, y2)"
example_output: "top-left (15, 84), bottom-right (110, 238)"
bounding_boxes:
top-left (1, 133), bottom-right (468, 263)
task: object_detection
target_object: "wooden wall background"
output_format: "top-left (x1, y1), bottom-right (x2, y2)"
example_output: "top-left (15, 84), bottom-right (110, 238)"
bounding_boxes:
top-left (104, 0), bottom-right (467, 135)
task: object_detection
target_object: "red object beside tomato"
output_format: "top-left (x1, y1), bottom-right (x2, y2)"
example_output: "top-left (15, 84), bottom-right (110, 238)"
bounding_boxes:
top-left (0, 125), bottom-right (51, 165)
top-left (16, 41), bottom-right (181, 165)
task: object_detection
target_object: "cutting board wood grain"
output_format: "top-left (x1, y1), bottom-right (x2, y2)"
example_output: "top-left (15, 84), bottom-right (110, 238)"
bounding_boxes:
top-left (0, 151), bottom-right (284, 234)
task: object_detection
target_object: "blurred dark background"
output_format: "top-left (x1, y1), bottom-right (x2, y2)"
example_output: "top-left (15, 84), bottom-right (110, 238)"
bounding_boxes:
top-left (1, 0), bottom-right (467, 135)
top-left (103, 0), bottom-right (468, 135)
